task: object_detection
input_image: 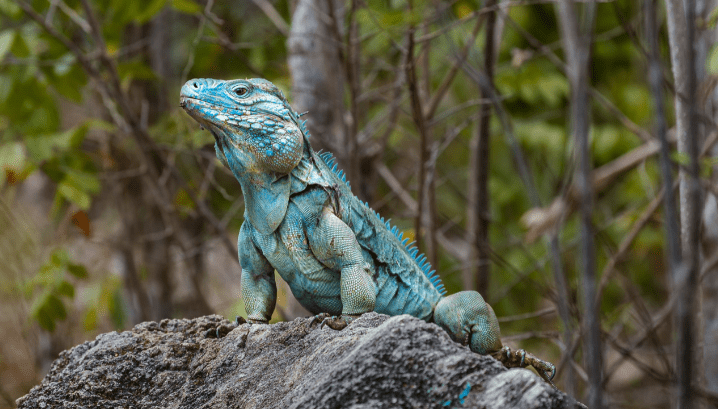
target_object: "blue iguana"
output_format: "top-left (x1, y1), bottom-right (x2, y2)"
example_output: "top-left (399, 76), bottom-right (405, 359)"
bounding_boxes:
top-left (179, 77), bottom-right (556, 384)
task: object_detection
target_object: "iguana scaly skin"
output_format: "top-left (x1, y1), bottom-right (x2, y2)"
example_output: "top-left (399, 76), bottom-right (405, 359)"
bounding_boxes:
top-left (179, 78), bottom-right (556, 383)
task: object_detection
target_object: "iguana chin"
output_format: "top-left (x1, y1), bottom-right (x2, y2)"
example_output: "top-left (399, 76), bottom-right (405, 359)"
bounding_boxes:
top-left (179, 77), bottom-right (556, 384)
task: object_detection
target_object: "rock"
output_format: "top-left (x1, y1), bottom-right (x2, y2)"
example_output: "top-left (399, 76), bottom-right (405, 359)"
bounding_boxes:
top-left (16, 313), bottom-right (585, 408)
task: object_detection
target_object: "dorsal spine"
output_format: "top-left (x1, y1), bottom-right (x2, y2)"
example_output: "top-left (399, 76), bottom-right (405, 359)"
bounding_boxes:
top-left (317, 150), bottom-right (447, 296)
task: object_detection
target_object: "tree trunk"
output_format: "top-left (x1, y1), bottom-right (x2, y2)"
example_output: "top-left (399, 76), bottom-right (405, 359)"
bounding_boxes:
top-left (287, 0), bottom-right (346, 158)
top-left (695, 0), bottom-right (718, 397)
top-left (464, 0), bottom-right (496, 297)
top-left (665, 1), bottom-right (702, 407)
top-left (555, 1), bottom-right (600, 406)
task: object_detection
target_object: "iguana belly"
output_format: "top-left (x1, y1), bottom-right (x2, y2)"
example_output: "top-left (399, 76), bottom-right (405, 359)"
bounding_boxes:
top-left (252, 222), bottom-right (343, 316)
top-left (250, 189), bottom-right (440, 320)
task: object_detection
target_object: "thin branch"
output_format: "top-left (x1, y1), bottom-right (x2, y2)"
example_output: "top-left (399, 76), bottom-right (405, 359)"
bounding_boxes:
top-left (503, 13), bottom-right (653, 143)
top-left (423, 11), bottom-right (486, 120)
top-left (181, 0), bottom-right (215, 84)
top-left (521, 138), bottom-right (665, 242)
top-left (595, 188), bottom-right (665, 303)
top-left (250, 0), bottom-right (290, 36)
top-left (467, 0), bottom-right (496, 295)
top-left (498, 306), bottom-right (556, 323)
top-left (375, 162), bottom-right (470, 261)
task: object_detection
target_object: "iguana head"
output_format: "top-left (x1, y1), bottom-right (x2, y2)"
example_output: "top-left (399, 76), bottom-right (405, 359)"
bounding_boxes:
top-left (180, 78), bottom-right (304, 174)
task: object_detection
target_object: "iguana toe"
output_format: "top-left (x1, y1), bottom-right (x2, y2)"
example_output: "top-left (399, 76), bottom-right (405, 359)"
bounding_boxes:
top-left (309, 313), bottom-right (331, 327)
top-left (320, 315), bottom-right (349, 330)
top-left (492, 346), bottom-right (557, 388)
top-left (309, 313), bottom-right (359, 330)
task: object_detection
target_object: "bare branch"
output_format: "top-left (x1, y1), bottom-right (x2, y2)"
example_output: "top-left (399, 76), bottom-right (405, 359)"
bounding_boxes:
top-left (423, 12), bottom-right (486, 120)
top-left (251, 0), bottom-right (290, 36)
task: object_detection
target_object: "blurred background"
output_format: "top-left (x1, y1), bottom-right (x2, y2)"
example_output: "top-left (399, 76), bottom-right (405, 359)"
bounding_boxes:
top-left (0, 0), bottom-right (716, 407)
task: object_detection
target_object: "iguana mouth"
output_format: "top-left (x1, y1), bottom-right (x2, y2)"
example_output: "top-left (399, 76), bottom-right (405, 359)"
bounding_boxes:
top-left (179, 96), bottom-right (290, 124)
top-left (179, 96), bottom-right (234, 112)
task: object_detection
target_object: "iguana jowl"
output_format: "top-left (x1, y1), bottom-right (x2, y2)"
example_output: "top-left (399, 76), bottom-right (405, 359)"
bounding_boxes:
top-left (179, 78), bottom-right (556, 383)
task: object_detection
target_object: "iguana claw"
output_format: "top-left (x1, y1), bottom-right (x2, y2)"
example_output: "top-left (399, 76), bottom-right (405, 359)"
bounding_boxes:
top-left (309, 313), bottom-right (357, 330)
top-left (491, 346), bottom-right (557, 389)
top-left (203, 316), bottom-right (247, 339)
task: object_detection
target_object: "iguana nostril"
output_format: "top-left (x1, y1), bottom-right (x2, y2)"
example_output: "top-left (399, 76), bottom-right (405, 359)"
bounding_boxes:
top-left (193, 82), bottom-right (199, 89)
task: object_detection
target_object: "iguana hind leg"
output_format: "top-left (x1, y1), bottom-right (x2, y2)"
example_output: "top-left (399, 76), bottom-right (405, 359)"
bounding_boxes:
top-left (433, 291), bottom-right (556, 385)
top-left (491, 345), bottom-right (557, 387)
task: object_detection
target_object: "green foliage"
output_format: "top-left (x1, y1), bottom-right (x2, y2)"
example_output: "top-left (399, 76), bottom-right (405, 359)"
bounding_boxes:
top-left (26, 249), bottom-right (88, 332)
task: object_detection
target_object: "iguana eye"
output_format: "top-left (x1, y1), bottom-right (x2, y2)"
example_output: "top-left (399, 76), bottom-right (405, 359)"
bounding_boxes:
top-left (234, 87), bottom-right (248, 97)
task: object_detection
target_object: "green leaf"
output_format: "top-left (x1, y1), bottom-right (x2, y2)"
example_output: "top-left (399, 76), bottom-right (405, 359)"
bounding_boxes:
top-left (25, 125), bottom-right (89, 162)
top-left (707, 6), bottom-right (718, 29)
top-left (32, 305), bottom-right (56, 332)
top-left (45, 293), bottom-right (67, 320)
top-left (708, 43), bottom-right (718, 75)
top-left (83, 307), bottom-right (98, 332)
top-left (57, 180), bottom-right (91, 210)
top-left (0, 141), bottom-right (25, 171)
top-left (53, 53), bottom-right (76, 76)
top-left (0, 73), bottom-right (13, 103)
top-left (672, 151), bottom-right (690, 166)
top-left (50, 248), bottom-right (69, 267)
top-left (0, 0), bottom-right (21, 18)
top-left (9, 26), bottom-right (29, 58)
top-left (63, 169), bottom-right (101, 194)
top-left (134, 0), bottom-right (167, 23)
top-left (67, 263), bottom-right (88, 279)
top-left (0, 29), bottom-right (14, 60)
top-left (116, 60), bottom-right (156, 90)
top-left (31, 292), bottom-right (66, 332)
top-left (86, 119), bottom-right (117, 132)
top-left (170, 0), bottom-right (202, 14)
top-left (56, 280), bottom-right (75, 298)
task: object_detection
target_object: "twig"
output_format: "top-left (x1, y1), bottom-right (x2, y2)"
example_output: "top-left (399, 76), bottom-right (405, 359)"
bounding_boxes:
top-left (57, 0), bottom-right (91, 33)
top-left (375, 162), bottom-right (470, 261)
top-left (498, 307), bottom-right (556, 323)
top-left (521, 139), bottom-right (664, 242)
top-left (250, 0), bottom-right (290, 36)
top-left (423, 11), bottom-right (486, 120)
top-left (502, 13), bottom-right (653, 143)
top-left (595, 188), bottom-right (665, 304)
top-left (181, 0), bottom-right (215, 84)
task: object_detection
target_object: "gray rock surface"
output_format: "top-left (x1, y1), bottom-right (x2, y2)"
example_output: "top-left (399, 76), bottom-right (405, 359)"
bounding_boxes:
top-left (16, 313), bottom-right (585, 408)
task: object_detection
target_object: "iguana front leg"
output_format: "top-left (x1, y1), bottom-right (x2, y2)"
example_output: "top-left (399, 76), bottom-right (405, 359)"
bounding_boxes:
top-left (309, 206), bottom-right (376, 329)
top-left (238, 222), bottom-right (277, 324)
top-left (203, 223), bottom-right (274, 339)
